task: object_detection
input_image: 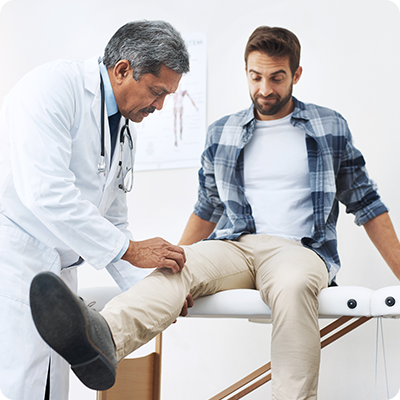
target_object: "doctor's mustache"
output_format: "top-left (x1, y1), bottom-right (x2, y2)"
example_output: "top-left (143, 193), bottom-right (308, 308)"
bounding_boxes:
top-left (140, 106), bottom-right (156, 114)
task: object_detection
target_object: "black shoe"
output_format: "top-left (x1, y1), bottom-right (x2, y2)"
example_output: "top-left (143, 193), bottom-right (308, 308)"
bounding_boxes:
top-left (30, 272), bottom-right (117, 391)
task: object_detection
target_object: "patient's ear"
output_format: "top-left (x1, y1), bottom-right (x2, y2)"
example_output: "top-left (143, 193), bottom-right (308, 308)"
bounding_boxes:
top-left (293, 66), bottom-right (303, 85)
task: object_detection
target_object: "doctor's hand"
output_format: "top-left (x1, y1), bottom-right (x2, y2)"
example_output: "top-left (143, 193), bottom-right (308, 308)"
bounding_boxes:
top-left (122, 238), bottom-right (186, 273)
top-left (179, 293), bottom-right (194, 317)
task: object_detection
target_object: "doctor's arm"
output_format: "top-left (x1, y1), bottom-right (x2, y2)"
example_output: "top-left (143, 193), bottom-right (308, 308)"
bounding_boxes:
top-left (363, 212), bottom-right (400, 281)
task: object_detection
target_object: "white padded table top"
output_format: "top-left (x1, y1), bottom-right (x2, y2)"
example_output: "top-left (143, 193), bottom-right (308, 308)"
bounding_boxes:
top-left (371, 286), bottom-right (400, 318)
top-left (79, 285), bottom-right (400, 320)
top-left (188, 287), bottom-right (374, 320)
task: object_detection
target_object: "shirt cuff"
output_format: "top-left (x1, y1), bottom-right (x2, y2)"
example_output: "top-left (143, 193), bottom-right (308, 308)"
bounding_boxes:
top-left (111, 236), bottom-right (130, 263)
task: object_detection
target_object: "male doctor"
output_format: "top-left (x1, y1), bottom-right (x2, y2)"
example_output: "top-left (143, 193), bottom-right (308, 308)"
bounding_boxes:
top-left (0, 20), bottom-right (189, 400)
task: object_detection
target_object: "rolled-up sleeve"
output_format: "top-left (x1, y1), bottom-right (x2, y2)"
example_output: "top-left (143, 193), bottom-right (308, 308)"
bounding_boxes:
top-left (335, 122), bottom-right (388, 226)
top-left (193, 128), bottom-right (224, 223)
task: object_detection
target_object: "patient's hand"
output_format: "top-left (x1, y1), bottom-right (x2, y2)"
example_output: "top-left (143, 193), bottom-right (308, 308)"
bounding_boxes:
top-left (122, 238), bottom-right (186, 273)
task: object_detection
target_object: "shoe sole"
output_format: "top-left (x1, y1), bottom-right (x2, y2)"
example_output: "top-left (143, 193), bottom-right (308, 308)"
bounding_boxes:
top-left (30, 272), bottom-right (116, 390)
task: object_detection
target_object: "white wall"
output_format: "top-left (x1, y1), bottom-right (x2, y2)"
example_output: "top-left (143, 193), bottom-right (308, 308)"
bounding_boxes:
top-left (1, 0), bottom-right (400, 398)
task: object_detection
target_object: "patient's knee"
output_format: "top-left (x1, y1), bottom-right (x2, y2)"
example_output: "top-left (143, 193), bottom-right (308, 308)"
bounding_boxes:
top-left (260, 270), bottom-right (321, 311)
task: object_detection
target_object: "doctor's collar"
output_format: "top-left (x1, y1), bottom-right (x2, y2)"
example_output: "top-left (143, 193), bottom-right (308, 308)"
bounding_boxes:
top-left (99, 61), bottom-right (118, 117)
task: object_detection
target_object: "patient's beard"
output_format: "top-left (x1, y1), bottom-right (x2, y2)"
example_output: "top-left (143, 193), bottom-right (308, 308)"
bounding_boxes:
top-left (251, 84), bottom-right (293, 117)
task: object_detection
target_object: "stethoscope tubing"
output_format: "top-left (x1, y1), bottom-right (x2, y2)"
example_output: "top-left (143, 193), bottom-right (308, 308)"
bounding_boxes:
top-left (98, 73), bottom-right (131, 182)
top-left (100, 75), bottom-right (106, 158)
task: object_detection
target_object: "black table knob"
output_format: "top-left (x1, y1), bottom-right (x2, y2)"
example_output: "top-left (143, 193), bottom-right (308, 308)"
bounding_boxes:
top-left (347, 299), bottom-right (357, 309)
top-left (385, 297), bottom-right (396, 307)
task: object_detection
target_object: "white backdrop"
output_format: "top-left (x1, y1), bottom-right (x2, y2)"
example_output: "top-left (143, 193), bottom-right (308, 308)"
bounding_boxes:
top-left (1, 0), bottom-right (400, 399)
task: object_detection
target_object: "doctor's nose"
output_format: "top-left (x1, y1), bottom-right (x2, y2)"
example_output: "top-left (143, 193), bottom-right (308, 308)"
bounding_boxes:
top-left (152, 95), bottom-right (167, 111)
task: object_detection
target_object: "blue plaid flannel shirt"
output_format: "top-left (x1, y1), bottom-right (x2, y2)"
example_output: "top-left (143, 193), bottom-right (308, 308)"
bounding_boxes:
top-left (193, 97), bottom-right (388, 283)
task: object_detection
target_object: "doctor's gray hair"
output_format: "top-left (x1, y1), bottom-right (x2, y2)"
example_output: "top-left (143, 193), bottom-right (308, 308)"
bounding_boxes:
top-left (103, 20), bottom-right (190, 80)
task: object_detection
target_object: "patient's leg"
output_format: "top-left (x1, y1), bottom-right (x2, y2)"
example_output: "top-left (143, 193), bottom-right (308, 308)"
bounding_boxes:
top-left (101, 238), bottom-right (256, 361)
top-left (254, 235), bottom-right (328, 400)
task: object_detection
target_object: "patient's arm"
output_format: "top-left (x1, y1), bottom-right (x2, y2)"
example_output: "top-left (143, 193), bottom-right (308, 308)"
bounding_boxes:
top-left (178, 213), bottom-right (216, 246)
top-left (363, 211), bottom-right (400, 280)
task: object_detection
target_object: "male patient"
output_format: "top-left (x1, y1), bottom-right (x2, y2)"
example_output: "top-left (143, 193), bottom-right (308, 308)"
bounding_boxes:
top-left (30, 26), bottom-right (400, 399)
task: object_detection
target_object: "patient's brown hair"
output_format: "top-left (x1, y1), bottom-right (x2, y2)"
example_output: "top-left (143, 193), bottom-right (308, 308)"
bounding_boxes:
top-left (245, 26), bottom-right (301, 76)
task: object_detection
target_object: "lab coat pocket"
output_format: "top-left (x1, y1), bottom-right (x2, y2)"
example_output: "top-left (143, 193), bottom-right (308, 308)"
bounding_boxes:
top-left (0, 223), bottom-right (61, 306)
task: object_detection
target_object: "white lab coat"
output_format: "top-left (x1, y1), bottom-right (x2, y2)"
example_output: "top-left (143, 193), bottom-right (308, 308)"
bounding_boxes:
top-left (0, 57), bottom-right (149, 400)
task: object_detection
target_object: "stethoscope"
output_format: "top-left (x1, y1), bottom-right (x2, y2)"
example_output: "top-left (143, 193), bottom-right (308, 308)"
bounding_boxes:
top-left (97, 75), bottom-right (134, 193)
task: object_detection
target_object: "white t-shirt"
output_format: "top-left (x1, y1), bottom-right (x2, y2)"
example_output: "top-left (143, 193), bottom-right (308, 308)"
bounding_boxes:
top-left (243, 113), bottom-right (313, 241)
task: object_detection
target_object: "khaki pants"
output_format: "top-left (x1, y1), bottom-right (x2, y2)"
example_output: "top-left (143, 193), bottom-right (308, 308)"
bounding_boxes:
top-left (101, 234), bottom-right (328, 400)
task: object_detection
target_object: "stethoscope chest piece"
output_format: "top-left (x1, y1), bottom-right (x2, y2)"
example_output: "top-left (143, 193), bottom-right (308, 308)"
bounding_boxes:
top-left (98, 156), bottom-right (106, 176)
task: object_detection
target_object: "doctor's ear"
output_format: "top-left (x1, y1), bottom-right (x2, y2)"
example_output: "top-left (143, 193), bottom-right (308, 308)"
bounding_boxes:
top-left (112, 60), bottom-right (132, 84)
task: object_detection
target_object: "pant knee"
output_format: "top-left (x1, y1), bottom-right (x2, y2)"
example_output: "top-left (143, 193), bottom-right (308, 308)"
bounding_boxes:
top-left (261, 271), bottom-right (323, 317)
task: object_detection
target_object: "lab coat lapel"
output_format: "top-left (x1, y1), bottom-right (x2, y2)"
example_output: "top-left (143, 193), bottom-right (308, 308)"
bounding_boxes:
top-left (84, 58), bottom-right (118, 216)
top-left (84, 57), bottom-right (116, 178)
top-left (97, 119), bottom-right (122, 215)
top-left (84, 58), bottom-right (125, 212)
top-left (84, 57), bottom-right (103, 154)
